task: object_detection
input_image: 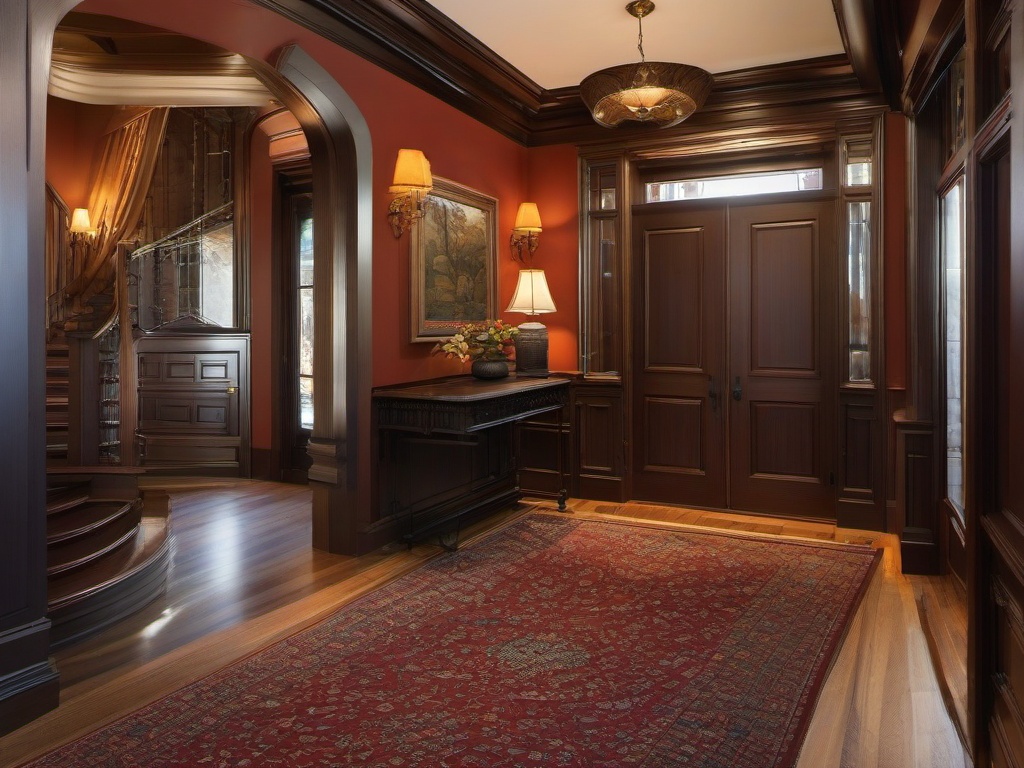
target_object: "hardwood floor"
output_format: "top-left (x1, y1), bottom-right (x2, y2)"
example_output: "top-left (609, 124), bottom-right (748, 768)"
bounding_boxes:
top-left (0, 482), bottom-right (970, 767)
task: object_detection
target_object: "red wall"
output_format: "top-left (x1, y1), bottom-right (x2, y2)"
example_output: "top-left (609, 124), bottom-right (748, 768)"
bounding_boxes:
top-left (525, 144), bottom-right (579, 373)
top-left (63, 0), bottom-right (581, 451)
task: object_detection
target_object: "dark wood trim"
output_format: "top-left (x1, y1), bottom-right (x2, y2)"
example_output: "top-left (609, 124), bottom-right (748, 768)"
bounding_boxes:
top-left (832, 0), bottom-right (904, 110)
top-left (0, 622), bottom-right (60, 736)
top-left (246, 1), bottom-right (888, 147)
top-left (902, 9), bottom-right (966, 115)
top-left (248, 46), bottom-right (377, 554)
top-left (1, 0), bottom-right (63, 735)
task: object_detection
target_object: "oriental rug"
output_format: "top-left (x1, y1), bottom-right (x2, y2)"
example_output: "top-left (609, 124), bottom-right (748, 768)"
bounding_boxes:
top-left (24, 515), bottom-right (880, 768)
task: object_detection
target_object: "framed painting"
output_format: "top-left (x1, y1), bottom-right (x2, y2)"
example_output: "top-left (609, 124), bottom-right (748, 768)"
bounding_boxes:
top-left (411, 177), bottom-right (498, 342)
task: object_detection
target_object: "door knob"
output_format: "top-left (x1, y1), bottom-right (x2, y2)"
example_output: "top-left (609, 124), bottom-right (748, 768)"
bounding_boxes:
top-left (731, 377), bottom-right (742, 401)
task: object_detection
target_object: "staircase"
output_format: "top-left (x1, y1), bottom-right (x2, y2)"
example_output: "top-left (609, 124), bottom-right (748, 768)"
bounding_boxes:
top-left (46, 470), bottom-right (171, 650)
top-left (45, 342), bottom-right (70, 465)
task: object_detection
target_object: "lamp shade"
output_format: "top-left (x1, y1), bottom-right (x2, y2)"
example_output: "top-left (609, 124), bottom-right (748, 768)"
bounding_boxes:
top-left (506, 269), bottom-right (557, 315)
top-left (389, 149), bottom-right (432, 193)
top-left (580, 62), bottom-right (713, 129)
top-left (579, 1), bottom-right (713, 130)
top-left (69, 207), bottom-right (92, 233)
top-left (513, 202), bottom-right (543, 233)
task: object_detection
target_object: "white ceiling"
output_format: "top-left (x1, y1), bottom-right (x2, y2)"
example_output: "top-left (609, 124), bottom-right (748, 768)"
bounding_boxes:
top-left (425, 0), bottom-right (845, 90)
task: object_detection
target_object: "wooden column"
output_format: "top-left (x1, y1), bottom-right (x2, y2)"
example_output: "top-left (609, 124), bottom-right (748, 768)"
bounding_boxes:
top-left (0, 0), bottom-right (61, 736)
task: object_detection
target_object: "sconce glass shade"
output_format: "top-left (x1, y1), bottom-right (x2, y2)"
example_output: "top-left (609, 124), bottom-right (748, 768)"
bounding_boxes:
top-left (513, 202), bottom-right (543, 233)
top-left (580, 61), bottom-right (713, 129)
top-left (510, 203), bottom-right (543, 262)
top-left (506, 269), bottom-right (557, 315)
top-left (388, 149), bottom-right (432, 238)
top-left (389, 149), bottom-right (432, 193)
top-left (69, 207), bottom-right (93, 233)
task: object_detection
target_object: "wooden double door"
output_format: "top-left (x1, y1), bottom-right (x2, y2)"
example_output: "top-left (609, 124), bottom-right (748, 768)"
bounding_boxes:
top-left (632, 198), bottom-right (837, 519)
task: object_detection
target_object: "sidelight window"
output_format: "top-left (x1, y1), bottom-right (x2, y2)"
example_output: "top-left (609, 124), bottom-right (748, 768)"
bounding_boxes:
top-left (294, 197), bottom-right (315, 431)
top-left (581, 162), bottom-right (624, 375)
top-left (842, 135), bottom-right (876, 385)
top-left (942, 177), bottom-right (966, 517)
top-left (846, 201), bottom-right (872, 382)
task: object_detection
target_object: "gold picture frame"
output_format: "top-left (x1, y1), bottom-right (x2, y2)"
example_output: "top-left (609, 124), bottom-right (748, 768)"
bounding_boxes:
top-left (410, 177), bottom-right (498, 342)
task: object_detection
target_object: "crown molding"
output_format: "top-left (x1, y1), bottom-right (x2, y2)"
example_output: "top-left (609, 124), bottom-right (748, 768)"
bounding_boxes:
top-left (65, 0), bottom-right (890, 146)
top-left (251, 0), bottom-right (894, 146)
top-left (49, 51), bottom-right (275, 106)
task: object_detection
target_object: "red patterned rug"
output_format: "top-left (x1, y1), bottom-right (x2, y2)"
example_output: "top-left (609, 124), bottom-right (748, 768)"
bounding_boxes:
top-left (24, 515), bottom-right (879, 767)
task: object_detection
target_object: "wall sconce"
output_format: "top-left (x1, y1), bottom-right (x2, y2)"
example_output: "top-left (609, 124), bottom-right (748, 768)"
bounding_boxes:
top-left (69, 207), bottom-right (96, 245)
top-left (388, 149), bottom-right (432, 238)
top-left (507, 268), bottom-right (557, 377)
top-left (510, 202), bottom-right (542, 263)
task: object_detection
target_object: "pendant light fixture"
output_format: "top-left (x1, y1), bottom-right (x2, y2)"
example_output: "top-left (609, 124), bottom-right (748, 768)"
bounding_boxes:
top-left (580, 0), bottom-right (713, 129)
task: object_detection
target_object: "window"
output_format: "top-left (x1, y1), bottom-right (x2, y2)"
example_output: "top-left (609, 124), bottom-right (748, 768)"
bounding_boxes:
top-left (846, 201), bottom-right (872, 382)
top-left (582, 162), bottom-right (623, 375)
top-left (294, 196), bottom-right (314, 431)
top-left (645, 167), bottom-right (823, 203)
top-left (942, 177), bottom-right (966, 517)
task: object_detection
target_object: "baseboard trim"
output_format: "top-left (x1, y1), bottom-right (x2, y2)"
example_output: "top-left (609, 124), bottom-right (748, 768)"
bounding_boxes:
top-left (0, 620), bottom-right (59, 736)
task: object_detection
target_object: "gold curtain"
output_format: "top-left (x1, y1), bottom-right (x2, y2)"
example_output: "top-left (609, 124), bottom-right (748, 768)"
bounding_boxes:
top-left (65, 106), bottom-right (169, 328)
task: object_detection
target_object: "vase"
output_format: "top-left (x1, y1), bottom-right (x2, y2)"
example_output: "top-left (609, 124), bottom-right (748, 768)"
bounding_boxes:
top-left (471, 359), bottom-right (510, 380)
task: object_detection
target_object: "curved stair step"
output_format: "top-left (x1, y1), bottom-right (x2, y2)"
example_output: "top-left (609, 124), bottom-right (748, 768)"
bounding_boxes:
top-left (48, 517), bottom-right (172, 650)
top-left (45, 486), bottom-right (91, 515)
top-left (47, 500), bottom-right (135, 543)
top-left (47, 517), bottom-right (140, 577)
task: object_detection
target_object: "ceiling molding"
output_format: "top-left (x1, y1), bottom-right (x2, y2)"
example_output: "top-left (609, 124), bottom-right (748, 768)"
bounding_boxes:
top-left (831, 0), bottom-right (904, 110)
top-left (64, 3), bottom-right (890, 145)
top-left (247, 0), bottom-right (890, 147)
top-left (49, 51), bottom-right (276, 106)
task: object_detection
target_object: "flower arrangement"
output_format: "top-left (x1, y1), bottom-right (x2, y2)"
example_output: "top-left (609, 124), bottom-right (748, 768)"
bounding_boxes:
top-left (433, 319), bottom-right (519, 362)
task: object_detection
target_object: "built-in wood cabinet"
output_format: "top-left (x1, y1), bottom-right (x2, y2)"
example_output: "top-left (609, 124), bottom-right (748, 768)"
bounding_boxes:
top-left (135, 335), bottom-right (250, 475)
top-left (517, 375), bottom-right (626, 503)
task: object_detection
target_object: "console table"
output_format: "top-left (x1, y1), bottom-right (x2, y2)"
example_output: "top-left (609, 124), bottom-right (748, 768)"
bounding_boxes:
top-left (373, 376), bottom-right (570, 547)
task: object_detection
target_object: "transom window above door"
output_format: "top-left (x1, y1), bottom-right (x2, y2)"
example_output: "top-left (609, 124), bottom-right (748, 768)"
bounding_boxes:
top-left (645, 167), bottom-right (823, 203)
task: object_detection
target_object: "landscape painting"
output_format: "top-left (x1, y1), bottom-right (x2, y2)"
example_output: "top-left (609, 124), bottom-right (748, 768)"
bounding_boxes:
top-left (411, 177), bottom-right (497, 342)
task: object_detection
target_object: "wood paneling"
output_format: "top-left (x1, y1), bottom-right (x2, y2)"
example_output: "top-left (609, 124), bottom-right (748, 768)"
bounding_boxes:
top-left (843, 402), bottom-right (874, 491)
top-left (572, 379), bottom-right (625, 502)
top-left (975, 8), bottom-right (1022, 757)
top-left (749, 222), bottom-right (818, 373)
top-left (0, 0), bottom-right (60, 735)
top-left (729, 200), bottom-right (836, 517)
top-left (750, 402), bottom-right (817, 478)
top-left (644, 398), bottom-right (704, 472)
top-left (644, 229), bottom-right (704, 369)
top-left (135, 336), bottom-right (249, 475)
top-left (632, 207), bottom-right (726, 509)
top-left (839, 390), bottom-right (886, 531)
top-left (517, 409), bottom-right (567, 499)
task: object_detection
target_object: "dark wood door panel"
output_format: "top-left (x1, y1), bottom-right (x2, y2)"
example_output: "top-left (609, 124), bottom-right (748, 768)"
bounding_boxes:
top-left (643, 228), bottom-right (705, 370)
top-left (748, 220), bottom-right (819, 373)
top-left (642, 397), bottom-right (705, 473)
top-left (632, 208), bottom-right (726, 509)
top-left (138, 394), bottom-right (234, 434)
top-left (134, 335), bottom-right (249, 475)
top-left (729, 201), bottom-right (836, 518)
top-left (138, 352), bottom-right (240, 387)
top-left (748, 401), bottom-right (818, 478)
